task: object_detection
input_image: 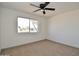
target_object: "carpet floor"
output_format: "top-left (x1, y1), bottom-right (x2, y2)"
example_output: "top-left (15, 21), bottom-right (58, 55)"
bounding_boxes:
top-left (1, 40), bottom-right (79, 56)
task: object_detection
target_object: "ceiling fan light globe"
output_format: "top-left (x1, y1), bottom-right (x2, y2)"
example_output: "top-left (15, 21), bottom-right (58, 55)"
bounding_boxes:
top-left (41, 10), bottom-right (43, 11)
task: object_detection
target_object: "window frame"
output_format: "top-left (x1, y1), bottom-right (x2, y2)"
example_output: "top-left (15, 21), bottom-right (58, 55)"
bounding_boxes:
top-left (17, 16), bottom-right (39, 33)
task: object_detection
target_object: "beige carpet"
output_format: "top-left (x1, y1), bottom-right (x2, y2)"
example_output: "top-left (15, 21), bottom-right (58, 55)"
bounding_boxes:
top-left (1, 39), bottom-right (79, 56)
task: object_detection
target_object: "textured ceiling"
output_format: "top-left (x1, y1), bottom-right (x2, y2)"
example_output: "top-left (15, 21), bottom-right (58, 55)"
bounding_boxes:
top-left (0, 2), bottom-right (79, 19)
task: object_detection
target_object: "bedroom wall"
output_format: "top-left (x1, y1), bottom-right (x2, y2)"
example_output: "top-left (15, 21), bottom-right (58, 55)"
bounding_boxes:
top-left (0, 7), bottom-right (48, 49)
top-left (0, 7), bottom-right (1, 52)
top-left (48, 9), bottom-right (79, 48)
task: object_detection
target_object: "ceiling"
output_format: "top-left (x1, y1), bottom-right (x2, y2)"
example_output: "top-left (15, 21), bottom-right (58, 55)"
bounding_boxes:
top-left (0, 2), bottom-right (79, 18)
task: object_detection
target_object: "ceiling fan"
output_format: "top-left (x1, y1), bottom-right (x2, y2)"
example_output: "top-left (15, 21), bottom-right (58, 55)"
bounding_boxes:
top-left (30, 2), bottom-right (55, 14)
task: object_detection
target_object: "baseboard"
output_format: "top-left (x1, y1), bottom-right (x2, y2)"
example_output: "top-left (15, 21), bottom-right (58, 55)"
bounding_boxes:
top-left (2, 39), bottom-right (47, 50)
top-left (48, 39), bottom-right (79, 49)
top-left (2, 38), bottom-right (79, 51)
top-left (0, 49), bottom-right (1, 55)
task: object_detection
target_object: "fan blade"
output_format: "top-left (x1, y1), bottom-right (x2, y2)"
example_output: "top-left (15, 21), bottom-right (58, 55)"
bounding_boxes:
top-left (44, 2), bottom-right (50, 8)
top-left (33, 9), bottom-right (41, 12)
top-left (45, 2), bottom-right (50, 5)
top-left (30, 4), bottom-right (39, 8)
top-left (45, 8), bottom-right (55, 11)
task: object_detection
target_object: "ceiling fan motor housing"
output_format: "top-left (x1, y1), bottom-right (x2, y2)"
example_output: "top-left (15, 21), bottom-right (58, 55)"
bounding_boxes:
top-left (40, 4), bottom-right (45, 9)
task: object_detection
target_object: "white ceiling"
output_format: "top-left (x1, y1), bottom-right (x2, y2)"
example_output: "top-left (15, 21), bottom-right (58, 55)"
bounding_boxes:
top-left (0, 2), bottom-right (79, 18)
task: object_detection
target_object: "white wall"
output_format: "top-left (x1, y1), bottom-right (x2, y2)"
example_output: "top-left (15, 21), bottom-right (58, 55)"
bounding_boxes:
top-left (48, 9), bottom-right (79, 48)
top-left (1, 6), bottom-right (79, 49)
top-left (0, 7), bottom-right (48, 49)
top-left (0, 7), bottom-right (1, 52)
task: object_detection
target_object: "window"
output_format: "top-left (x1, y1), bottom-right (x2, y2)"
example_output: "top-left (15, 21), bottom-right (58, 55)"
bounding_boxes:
top-left (17, 17), bottom-right (38, 33)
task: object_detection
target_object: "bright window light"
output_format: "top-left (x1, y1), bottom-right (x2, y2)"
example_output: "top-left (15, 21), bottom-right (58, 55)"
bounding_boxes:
top-left (17, 17), bottom-right (38, 33)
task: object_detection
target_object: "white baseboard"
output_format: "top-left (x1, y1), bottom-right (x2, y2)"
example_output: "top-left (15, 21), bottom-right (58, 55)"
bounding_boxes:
top-left (0, 49), bottom-right (1, 54)
top-left (48, 38), bottom-right (79, 48)
top-left (1, 38), bottom-right (45, 49)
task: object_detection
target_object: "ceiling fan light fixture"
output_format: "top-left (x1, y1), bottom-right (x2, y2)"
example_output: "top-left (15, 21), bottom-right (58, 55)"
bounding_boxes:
top-left (43, 10), bottom-right (46, 14)
top-left (30, 2), bottom-right (55, 15)
top-left (41, 9), bottom-right (43, 11)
